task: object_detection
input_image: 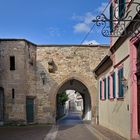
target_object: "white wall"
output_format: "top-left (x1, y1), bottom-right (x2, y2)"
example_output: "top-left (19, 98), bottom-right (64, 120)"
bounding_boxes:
top-left (98, 40), bottom-right (131, 139)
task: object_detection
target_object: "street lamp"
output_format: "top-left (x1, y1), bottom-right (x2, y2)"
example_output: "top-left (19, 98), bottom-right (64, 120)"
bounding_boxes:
top-left (40, 71), bottom-right (46, 85)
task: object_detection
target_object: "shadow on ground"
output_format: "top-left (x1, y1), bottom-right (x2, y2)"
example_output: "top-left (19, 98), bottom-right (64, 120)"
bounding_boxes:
top-left (0, 125), bottom-right (51, 140)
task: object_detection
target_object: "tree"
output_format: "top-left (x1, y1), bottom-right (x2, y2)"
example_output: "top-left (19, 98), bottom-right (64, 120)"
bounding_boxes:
top-left (57, 92), bottom-right (68, 106)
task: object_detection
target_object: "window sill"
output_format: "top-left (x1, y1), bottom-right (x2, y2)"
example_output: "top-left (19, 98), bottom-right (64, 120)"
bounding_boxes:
top-left (117, 97), bottom-right (124, 101)
top-left (109, 98), bottom-right (115, 101)
top-left (100, 99), bottom-right (106, 101)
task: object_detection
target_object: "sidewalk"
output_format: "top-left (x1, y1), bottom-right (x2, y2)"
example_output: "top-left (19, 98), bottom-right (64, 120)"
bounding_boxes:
top-left (85, 124), bottom-right (127, 140)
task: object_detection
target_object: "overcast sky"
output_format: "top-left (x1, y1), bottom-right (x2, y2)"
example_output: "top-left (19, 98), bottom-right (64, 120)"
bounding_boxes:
top-left (0, 0), bottom-right (110, 45)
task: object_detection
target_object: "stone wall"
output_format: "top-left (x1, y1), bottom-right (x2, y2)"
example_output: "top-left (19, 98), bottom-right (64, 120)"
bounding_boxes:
top-left (0, 40), bottom-right (37, 124)
top-left (0, 40), bottom-right (109, 124)
top-left (36, 45), bottom-right (109, 123)
top-left (0, 40), bottom-right (27, 123)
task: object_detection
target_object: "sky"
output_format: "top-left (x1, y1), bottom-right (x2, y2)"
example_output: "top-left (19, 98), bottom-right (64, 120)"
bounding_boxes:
top-left (0, 0), bottom-right (110, 45)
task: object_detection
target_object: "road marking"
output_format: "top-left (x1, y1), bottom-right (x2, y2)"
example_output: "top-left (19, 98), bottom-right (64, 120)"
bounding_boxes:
top-left (44, 125), bottom-right (58, 140)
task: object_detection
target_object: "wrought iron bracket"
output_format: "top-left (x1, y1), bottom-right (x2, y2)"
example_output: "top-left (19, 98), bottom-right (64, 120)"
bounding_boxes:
top-left (92, 2), bottom-right (140, 38)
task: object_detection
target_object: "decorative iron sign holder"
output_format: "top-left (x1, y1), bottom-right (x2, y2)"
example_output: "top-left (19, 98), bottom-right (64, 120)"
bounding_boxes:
top-left (92, 2), bottom-right (140, 38)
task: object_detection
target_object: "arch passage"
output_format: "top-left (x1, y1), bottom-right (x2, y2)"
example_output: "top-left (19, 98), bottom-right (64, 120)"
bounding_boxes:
top-left (56, 79), bottom-right (92, 121)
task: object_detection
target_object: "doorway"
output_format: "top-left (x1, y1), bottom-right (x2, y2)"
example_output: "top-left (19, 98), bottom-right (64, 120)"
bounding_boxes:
top-left (26, 98), bottom-right (34, 123)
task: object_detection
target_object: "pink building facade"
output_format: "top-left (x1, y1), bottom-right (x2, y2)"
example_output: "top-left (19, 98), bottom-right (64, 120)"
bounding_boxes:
top-left (94, 0), bottom-right (140, 139)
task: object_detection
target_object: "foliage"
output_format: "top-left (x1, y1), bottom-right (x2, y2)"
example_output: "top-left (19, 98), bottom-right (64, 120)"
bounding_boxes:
top-left (57, 92), bottom-right (68, 106)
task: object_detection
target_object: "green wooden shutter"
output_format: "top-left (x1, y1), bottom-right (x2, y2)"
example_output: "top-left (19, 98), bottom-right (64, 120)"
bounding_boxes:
top-left (118, 70), bottom-right (121, 97)
top-left (137, 42), bottom-right (140, 60)
top-left (120, 68), bottom-right (124, 97)
top-left (113, 72), bottom-right (116, 98)
top-left (118, 68), bottom-right (124, 97)
top-left (110, 3), bottom-right (113, 32)
top-left (100, 81), bottom-right (102, 100)
top-left (119, 0), bottom-right (125, 19)
top-left (108, 77), bottom-right (110, 99)
top-left (104, 79), bottom-right (106, 100)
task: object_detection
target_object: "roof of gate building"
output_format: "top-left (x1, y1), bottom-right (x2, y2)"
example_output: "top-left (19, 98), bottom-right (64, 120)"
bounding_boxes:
top-left (0, 38), bottom-right (109, 48)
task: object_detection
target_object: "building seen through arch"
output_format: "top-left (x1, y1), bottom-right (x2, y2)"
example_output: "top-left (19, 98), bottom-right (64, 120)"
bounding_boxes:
top-left (56, 79), bottom-right (91, 122)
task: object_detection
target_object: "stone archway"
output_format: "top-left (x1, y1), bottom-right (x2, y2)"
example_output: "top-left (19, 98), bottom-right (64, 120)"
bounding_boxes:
top-left (49, 73), bottom-right (97, 124)
top-left (56, 79), bottom-right (92, 121)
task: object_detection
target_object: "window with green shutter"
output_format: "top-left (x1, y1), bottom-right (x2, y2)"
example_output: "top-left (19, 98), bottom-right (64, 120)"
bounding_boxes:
top-left (100, 81), bottom-right (102, 100)
top-left (119, 0), bottom-right (125, 19)
top-left (108, 76), bottom-right (110, 99)
top-left (112, 72), bottom-right (116, 98)
top-left (110, 3), bottom-right (114, 33)
top-left (118, 68), bottom-right (124, 97)
top-left (136, 41), bottom-right (140, 62)
top-left (104, 78), bottom-right (106, 100)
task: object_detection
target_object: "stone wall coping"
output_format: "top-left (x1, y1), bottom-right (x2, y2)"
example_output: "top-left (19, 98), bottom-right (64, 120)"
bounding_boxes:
top-left (0, 38), bottom-right (109, 48)
top-left (37, 44), bottom-right (109, 48)
top-left (0, 38), bottom-right (37, 46)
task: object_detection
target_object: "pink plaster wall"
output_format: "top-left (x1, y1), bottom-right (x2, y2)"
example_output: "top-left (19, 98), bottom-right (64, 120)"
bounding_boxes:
top-left (130, 37), bottom-right (139, 139)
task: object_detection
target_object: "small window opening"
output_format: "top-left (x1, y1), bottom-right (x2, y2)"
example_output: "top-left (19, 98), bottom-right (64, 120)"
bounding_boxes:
top-left (12, 89), bottom-right (15, 99)
top-left (10, 56), bottom-right (15, 70)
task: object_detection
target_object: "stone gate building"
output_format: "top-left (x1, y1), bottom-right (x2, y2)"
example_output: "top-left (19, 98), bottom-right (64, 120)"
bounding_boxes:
top-left (0, 39), bottom-right (108, 125)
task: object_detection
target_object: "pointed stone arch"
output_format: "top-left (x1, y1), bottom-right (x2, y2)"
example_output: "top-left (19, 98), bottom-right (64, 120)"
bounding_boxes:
top-left (49, 73), bottom-right (97, 123)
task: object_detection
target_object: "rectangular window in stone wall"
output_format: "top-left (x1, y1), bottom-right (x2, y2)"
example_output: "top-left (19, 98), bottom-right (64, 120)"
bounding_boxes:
top-left (10, 56), bottom-right (15, 70)
top-left (12, 89), bottom-right (15, 99)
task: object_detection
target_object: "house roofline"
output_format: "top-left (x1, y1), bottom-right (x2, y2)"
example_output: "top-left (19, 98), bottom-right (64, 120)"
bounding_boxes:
top-left (93, 55), bottom-right (113, 77)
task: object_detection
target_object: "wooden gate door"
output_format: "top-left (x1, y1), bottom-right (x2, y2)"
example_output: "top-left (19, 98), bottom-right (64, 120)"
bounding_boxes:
top-left (0, 88), bottom-right (4, 123)
top-left (26, 98), bottom-right (34, 123)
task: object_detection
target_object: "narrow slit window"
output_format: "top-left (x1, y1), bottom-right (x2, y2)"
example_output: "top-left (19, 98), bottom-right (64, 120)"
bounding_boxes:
top-left (12, 89), bottom-right (15, 99)
top-left (10, 56), bottom-right (15, 70)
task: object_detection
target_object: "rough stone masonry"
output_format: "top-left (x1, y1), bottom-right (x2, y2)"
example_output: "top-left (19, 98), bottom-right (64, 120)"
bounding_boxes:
top-left (0, 39), bottom-right (108, 125)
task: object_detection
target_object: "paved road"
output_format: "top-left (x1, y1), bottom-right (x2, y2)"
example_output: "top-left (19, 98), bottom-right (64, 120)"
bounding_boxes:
top-left (0, 125), bottom-right (51, 140)
top-left (0, 111), bottom-right (99, 140)
top-left (53, 111), bottom-right (99, 140)
top-left (57, 111), bottom-right (83, 125)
